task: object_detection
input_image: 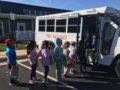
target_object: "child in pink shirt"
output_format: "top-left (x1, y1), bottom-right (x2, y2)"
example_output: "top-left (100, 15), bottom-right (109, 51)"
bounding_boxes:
top-left (28, 41), bottom-right (38, 84)
top-left (38, 40), bottom-right (51, 83)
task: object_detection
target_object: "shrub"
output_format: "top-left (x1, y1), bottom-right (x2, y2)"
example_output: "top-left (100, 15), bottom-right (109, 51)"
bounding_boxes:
top-left (0, 43), bottom-right (27, 52)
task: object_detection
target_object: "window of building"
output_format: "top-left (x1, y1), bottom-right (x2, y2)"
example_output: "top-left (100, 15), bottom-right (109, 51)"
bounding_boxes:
top-left (36, 10), bottom-right (47, 16)
top-left (39, 20), bottom-right (45, 31)
top-left (0, 22), bottom-right (4, 36)
top-left (44, 12), bottom-right (49, 15)
top-left (23, 9), bottom-right (30, 15)
top-left (36, 10), bottom-right (41, 15)
top-left (56, 19), bottom-right (66, 32)
top-left (45, 12), bottom-right (50, 15)
top-left (41, 11), bottom-right (45, 15)
top-left (29, 10), bottom-right (35, 15)
top-left (47, 19), bottom-right (54, 32)
top-left (0, 7), bottom-right (2, 13)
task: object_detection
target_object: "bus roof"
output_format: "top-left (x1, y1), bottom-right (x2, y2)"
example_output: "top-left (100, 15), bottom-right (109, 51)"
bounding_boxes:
top-left (36, 6), bottom-right (120, 20)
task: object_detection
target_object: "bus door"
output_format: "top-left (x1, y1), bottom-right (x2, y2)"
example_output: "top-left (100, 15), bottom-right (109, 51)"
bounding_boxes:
top-left (97, 16), bottom-right (118, 66)
top-left (81, 15), bottom-right (99, 65)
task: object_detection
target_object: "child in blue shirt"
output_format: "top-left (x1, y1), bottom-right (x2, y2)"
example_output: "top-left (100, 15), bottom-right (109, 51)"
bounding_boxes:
top-left (54, 38), bottom-right (63, 81)
top-left (5, 39), bottom-right (19, 85)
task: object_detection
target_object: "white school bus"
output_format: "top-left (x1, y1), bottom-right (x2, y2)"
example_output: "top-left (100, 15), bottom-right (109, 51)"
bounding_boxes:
top-left (35, 6), bottom-right (120, 77)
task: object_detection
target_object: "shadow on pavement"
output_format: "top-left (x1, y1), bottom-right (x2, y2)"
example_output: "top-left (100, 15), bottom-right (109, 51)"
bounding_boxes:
top-left (64, 80), bottom-right (120, 90)
top-left (69, 71), bottom-right (120, 83)
top-left (62, 69), bottom-right (120, 90)
top-left (16, 80), bottom-right (74, 90)
top-left (28, 83), bottom-right (74, 90)
top-left (17, 82), bottom-right (31, 88)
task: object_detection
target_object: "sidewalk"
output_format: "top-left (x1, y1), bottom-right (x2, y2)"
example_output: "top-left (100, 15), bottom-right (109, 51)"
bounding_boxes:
top-left (0, 49), bottom-right (27, 60)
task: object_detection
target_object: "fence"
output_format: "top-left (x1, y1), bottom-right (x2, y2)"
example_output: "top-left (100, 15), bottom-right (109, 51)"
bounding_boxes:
top-left (15, 30), bottom-right (35, 41)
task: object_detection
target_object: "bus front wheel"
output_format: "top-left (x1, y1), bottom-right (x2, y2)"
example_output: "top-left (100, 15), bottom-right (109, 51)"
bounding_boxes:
top-left (115, 58), bottom-right (120, 78)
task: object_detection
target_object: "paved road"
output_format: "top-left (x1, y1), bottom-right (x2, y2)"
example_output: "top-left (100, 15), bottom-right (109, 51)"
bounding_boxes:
top-left (0, 59), bottom-right (120, 90)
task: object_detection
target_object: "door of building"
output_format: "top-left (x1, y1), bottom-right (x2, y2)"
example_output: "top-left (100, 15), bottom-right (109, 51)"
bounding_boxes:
top-left (17, 23), bottom-right (26, 31)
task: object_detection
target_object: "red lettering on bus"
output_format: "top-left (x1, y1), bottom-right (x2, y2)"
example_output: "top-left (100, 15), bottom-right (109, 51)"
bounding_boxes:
top-left (46, 34), bottom-right (52, 38)
top-left (46, 34), bottom-right (67, 40)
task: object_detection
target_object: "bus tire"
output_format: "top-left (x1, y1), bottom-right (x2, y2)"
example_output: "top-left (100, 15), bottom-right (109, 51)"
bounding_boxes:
top-left (115, 58), bottom-right (120, 78)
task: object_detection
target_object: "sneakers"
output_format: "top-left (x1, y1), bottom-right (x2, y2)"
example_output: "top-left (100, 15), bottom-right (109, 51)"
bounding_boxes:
top-left (9, 82), bottom-right (13, 86)
top-left (69, 71), bottom-right (74, 75)
top-left (9, 80), bottom-right (20, 86)
top-left (14, 80), bottom-right (20, 85)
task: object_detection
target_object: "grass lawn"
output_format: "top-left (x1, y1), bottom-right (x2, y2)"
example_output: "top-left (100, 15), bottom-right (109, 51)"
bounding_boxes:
top-left (0, 43), bottom-right (27, 52)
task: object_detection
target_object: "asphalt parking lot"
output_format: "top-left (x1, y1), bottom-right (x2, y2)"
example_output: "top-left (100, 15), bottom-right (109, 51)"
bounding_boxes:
top-left (0, 59), bottom-right (79, 90)
top-left (0, 59), bottom-right (120, 90)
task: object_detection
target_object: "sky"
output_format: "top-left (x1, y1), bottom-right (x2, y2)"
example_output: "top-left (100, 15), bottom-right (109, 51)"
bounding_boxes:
top-left (2, 0), bottom-right (120, 10)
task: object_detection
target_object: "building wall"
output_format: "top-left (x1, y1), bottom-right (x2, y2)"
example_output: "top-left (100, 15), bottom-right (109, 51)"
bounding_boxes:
top-left (0, 1), bottom-right (70, 16)
top-left (0, 1), bottom-right (70, 41)
top-left (0, 17), bottom-right (11, 41)
top-left (0, 18), bottom-right (9, 34)
top-left (0, 17), bottom-right (35, 41)
top-left (10, 19), bottom-right (34, 31)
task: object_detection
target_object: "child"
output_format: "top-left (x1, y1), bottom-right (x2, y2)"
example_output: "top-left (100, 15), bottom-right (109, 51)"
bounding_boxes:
top-left (49, 41), bottom-right (55, 65)
top-left (54, 38), bottom-right (63, 81)
top-left (38, 40), bottom-right (51, 83)
top-left (78, 40), bottom-right (86, 73)
top-left (5, 39), bottom-right (19, 85)
top-left (63, 41), bottom-right (71, 77)
top-left (27, 40), bottom-right (36, 55)
top-left (69, 41), bottom-right (77, 74)
top-left (28, 41), bottom-right (38, 84)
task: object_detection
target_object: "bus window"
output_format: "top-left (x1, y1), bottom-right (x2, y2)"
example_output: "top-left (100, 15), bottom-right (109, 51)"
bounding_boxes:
top-left (101, 22), bottom-right (116, 55)
top-left (68, 18), bottom-right (79, 33)
top-left (39, 20), bottom-right (45, 31)
top-left (47, 19), bottom-right (54, 32)
top-left (56, 19), bottom-right (66, 32)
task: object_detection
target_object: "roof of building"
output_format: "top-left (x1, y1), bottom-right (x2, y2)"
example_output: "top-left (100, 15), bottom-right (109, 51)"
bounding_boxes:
top-left (0, 1), bottom-right (70, 12)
